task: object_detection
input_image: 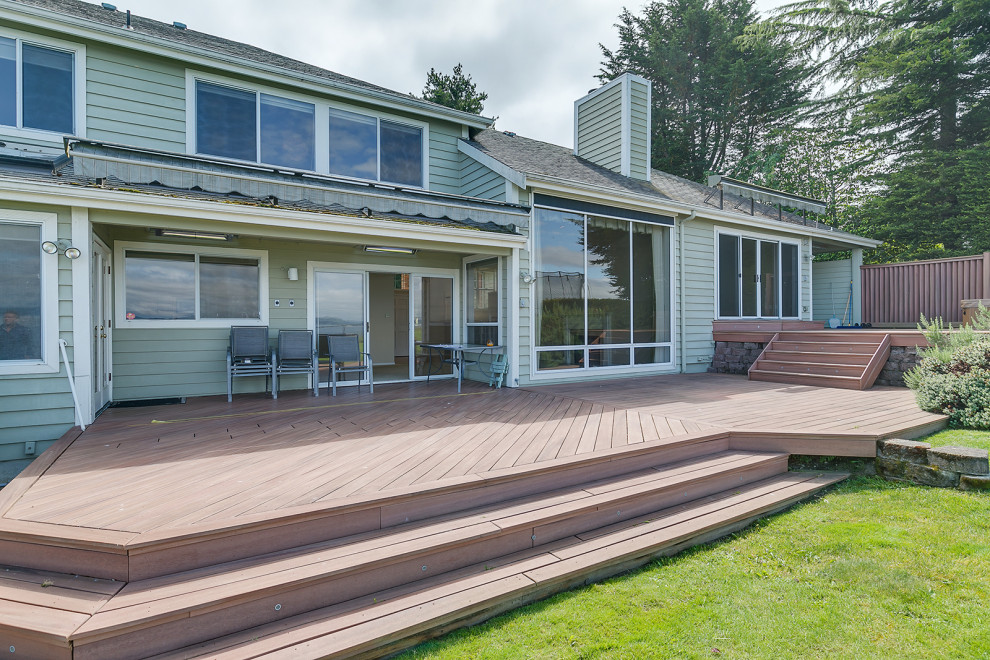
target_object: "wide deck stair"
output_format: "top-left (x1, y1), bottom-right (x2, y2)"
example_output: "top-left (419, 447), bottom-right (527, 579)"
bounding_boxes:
top-left (749, 331), bottom-right (891, 390)
top-left (1, 434), bottom-right (845, 660)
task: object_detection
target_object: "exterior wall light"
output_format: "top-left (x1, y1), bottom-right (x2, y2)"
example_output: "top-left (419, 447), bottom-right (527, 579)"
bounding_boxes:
top-left (41, 240), bottom-right (81, 259)
top-left (519, 270), bottom-right (535, 284)
top-left (286, 267), bottom-right (299, 281)
top-left (364, 245), bottom-right (416, 255)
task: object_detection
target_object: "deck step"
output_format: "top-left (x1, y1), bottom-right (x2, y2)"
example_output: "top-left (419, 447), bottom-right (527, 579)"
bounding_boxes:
top-left (152, 472), bottom-right (847, 660)
top-left (56, 451), bottom-right (785, 660)
top-left (749, 332), bottom-right (890, 390)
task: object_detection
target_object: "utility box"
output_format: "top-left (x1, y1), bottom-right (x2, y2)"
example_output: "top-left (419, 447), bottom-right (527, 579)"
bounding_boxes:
top-left (960, 299), bottom-right (990, 325)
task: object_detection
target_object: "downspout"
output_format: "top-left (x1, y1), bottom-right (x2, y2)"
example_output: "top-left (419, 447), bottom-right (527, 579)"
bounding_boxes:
top-left (679, 211), bottom-right (697, 373)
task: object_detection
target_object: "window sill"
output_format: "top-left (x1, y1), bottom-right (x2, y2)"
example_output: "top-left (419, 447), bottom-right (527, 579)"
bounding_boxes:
top-left (0, 360), bottom-right (59, 376)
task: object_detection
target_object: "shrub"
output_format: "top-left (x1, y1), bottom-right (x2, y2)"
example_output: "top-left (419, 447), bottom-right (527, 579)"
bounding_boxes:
top-left (906, 306), bottom-right (990, 428)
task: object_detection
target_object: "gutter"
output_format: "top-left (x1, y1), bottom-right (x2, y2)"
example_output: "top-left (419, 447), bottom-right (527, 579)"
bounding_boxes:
top-left (679, 211), bottom-right (696, 374)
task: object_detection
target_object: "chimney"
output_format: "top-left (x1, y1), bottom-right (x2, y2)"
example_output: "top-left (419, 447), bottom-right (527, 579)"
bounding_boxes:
top-left (573, 73), bottom-right (652, 181)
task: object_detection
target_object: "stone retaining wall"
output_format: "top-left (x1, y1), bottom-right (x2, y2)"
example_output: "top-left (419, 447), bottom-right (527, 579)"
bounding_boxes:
top-left (876, 439), bottom-right (990, 491)
top-left (709, 340), bottom-right (922, 386)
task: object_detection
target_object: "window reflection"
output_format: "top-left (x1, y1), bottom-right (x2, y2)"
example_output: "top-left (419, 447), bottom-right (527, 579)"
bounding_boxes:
top-left (0, 37), bottom-right (14, 127)
top-left (381, 120), bottom-right (422, 186)
top-left (21, 43), bottom-right (73, 134)
top-left (260, 94), bottom-right (315, 171)
top-left (200, 257), bottom-right (260, 319)
top-left (534, 208), bottom-right (585, 347)
top-left (196, 82), bottom-right (256, 162)
top-left (329, 109), bottom-right (377, 180)
top-left (125, 252), bottom-right (195, 320)
top-left (587, 217), bottom-right (630, 345)
top-left (0, 223), bottom-right (42, 361)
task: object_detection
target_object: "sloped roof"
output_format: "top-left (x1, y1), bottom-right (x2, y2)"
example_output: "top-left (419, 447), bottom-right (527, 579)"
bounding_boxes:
top-left (6, 0), bottom-right (490, 125)
top-left (466, 129), bottom-right (855, 237)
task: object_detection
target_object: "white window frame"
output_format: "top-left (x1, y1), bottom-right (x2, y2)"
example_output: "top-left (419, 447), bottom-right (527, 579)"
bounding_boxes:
top-left (0, 210), bottom-right (60, 375)
top-left (529, 203), bottom-right (676, 379)
top-left (185, 70), bottom-right (430, 188)
top-left (714, 227), bottom-right (802, 320)
top-left (114, 240), bottom-right (269, 329)
top-left (463, 254), bottom-right (502, 346)
top-left (0, 28), bottom-right (86, 141)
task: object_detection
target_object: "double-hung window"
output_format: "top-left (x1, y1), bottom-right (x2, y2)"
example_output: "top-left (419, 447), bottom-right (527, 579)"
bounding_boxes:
top-left (195, 80), bottom-right (316, 171)
top-left (0, 32), bottom-right (81, 136)
top-left (117, 243), bottom-right (268, 328)
top-left (532, 204), bottom-right (673, 373)
top-left (329, 108), bottom-right (424, 186)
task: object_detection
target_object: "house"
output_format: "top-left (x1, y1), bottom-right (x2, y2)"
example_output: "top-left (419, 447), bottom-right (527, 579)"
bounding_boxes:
top-left (0, 0), bottom-right (879, 482)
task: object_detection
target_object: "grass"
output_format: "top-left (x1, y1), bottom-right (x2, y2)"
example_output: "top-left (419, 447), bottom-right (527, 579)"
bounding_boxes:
top-left (922, 428), bottom-right (990, 452)
top-left (399, 477), bottom-right (990, 660)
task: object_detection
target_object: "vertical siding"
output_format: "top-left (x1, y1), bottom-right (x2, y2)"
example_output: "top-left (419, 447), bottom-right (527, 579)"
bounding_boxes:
top-left (812, 259), bottom-right (853, 323)
top-left (575, 83), bottom-right (623, 173)
top-left (628, 79), bottom-right (650, 181)
top-left (860, 253), bottom-right (988, 325)
top-left (0, 205), bottom-right (76, 462)
top-left (86, 44), bottom-right (186, 151)
top-left (680, 219), bottom-right (717, 372)
top-left (459, 155), bottom-right (506, 201)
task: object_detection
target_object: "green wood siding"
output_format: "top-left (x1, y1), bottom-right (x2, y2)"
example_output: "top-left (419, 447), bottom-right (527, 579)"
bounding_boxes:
top-left (0, 205), bottom-right (76, 461)
top-left (86, 44), bottom-right (186, 150)
top-left (460, 156), bottom-right (506, 201)
top-left (813, 259), bottom-right (853, 322)
top-left (576, 83), bottom-right (623, 173)
top-left (629, 79), bottom-right (650, 181)
top-left (428, 121), bottom-right (465, 194)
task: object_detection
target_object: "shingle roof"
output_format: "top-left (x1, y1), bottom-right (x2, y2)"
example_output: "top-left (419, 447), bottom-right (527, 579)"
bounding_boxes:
top-left (466, 129), bottom-right (846, 235)
top-left (7, 0), bottom-right (488, 123)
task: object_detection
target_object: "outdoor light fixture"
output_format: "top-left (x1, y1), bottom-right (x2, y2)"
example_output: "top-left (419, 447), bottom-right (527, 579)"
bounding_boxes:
top-left (364, 245), bottom-right (416, 255)
top-left (156, 229), bottom-right (233, 241)
top-left (41, 240), bottom-right (81, 259)
top-left (286, 267), bottom-right (299, 281)
top-left (519, 270), bottom-right (535, 284)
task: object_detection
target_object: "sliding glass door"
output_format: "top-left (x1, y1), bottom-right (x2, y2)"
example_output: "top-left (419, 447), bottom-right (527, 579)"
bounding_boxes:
top-left (717, 233), bottom-right (800, 319)
top-left (413, 275), bottom-right (454, 377)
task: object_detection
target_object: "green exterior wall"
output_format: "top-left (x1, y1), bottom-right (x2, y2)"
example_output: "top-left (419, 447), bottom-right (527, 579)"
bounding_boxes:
top-left (628, 78), bottom-right (650, 181)
top-left (460, 155), bottom-right (506, 201)
top-left (575, 83), bottom-right (623, 174)
top-left (103, 226), bottom-right (467, 400)
top-left (812, 259), bottom-right (853, 323)
top-left (86, 43), bottom-right (186, 150)
top-left (0, 202), bottom-right (76, 466)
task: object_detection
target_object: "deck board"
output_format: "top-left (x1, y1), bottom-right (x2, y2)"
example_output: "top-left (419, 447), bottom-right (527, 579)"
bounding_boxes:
top-left (1, 375), bottom-right (944, 544)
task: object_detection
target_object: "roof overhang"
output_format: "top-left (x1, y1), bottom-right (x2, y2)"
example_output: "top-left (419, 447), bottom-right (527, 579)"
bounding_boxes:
top-left (0, 175), bottom-right (527, 252)
top-left (0, 1), bottom-right (494, 130)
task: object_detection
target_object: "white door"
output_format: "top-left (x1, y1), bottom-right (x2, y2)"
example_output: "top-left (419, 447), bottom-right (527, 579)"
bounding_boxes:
top-left (91, 240), bottom-right (113, 413)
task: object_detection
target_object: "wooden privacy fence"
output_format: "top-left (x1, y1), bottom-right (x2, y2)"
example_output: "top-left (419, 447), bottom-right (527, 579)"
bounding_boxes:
top-left (861, 252), bottom-right (990, 325)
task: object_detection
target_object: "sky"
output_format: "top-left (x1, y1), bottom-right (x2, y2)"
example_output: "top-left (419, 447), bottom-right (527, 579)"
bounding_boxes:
top-left (120, 0), bottom-right (789, 148)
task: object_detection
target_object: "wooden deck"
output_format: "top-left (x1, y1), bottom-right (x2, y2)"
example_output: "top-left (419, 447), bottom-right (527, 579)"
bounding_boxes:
top-left (0, 374), bottom-right (946, 659)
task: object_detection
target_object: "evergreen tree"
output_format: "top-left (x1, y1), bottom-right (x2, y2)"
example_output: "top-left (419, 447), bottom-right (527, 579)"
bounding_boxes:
top-left (600, 0), bottom-right (808, 182)
top-left (421, 63), bottom-right (488, 115)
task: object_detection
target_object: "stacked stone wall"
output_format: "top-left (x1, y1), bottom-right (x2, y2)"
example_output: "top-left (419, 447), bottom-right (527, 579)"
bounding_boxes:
top-left (876, 439), bottom-right (990, 491)
top-left (875, 346), bottom-right (921, 387)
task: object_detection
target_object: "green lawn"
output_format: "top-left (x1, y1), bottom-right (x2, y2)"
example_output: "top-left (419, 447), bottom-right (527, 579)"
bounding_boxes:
top-left (400, 477), bottom-right (990, 659)
top-left (922, 428), bottom-right (990, 452)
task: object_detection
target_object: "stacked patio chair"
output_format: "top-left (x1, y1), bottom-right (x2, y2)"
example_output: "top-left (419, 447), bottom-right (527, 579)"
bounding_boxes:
top-left (273, 329), bottom-right (319, 399)
top-left (326, 334), bottom-right (374, 396)
top-left (226, 326), bottom-right (274, 402)
top-left (489, 354), bottom-right (508, 389)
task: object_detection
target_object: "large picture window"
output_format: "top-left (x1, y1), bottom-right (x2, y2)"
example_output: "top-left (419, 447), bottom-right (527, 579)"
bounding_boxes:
top-left (717, 231), bottom-right (800, 319)
top-left (0, 34), bottom-right (77, 135)
top-left (118, 244), bottom-right (267, 327)
top-left (533, 206), bottom-right (672, 372)
top-left (329, 108), bottom-right (424, 186)
top-left (0, 222), bottom-right (42, 362)
top-left (195, 80), bottom-right (316, 171)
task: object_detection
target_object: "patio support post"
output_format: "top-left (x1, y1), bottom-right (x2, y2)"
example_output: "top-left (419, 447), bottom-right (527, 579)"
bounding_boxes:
top-left (851, 247), bottom-right (863, 325)
top-left (70, 206), bottom-right (94, 426)
top-left (509, 247), bottom-right (520, 387)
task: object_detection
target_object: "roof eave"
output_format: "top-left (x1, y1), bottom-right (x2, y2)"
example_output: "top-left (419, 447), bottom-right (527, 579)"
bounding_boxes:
top-left (0, 1), bottom-right (494, 129)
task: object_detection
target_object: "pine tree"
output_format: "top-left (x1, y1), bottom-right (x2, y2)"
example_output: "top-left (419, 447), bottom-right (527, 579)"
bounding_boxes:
top-left (421, 63), bottom-right (488, 115)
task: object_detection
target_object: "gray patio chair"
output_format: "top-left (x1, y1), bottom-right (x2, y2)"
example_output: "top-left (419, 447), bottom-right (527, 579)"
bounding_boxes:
top-left (273, 329), bottom-right (319, 399)
top-left (226, 326), bottom-right (274, 402)
top-left (326, 334), bottom-right (373, 396)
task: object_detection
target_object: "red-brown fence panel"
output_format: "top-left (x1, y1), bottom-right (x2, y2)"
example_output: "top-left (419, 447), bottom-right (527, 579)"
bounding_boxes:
top-left (861, 252), bottom-right (990, 325)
